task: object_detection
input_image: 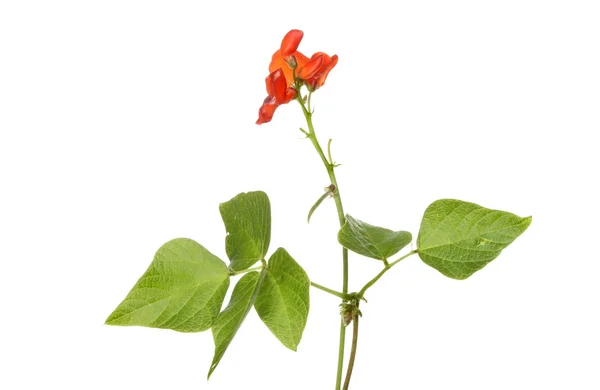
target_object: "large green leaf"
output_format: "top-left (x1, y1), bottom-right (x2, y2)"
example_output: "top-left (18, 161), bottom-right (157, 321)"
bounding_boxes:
top-left (254, 248), bottom-right (310, 351)
top-left (105, 238), bottom-right (230, 332)
top-left (208, 270), bottom-right (267, 378)
top-left (417, 199), bottom-right (531, 280)
top-left (220, 191), bottom-right (271, 271)
top-left (338, 214), bottom-right (412, 261)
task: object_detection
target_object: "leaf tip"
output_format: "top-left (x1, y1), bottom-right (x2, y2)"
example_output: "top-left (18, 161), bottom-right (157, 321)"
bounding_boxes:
top-left (519, 215), bottom-right (533, 232)
top-left (207, 363), bottom-right (217, 380)
top-left (104, 312), bottom-right (117, 326)
top-left (281, 339), bottom-right (299, 352)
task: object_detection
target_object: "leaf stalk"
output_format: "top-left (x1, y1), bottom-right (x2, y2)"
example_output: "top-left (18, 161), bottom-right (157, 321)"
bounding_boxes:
top-left (357, 250), bottom-right (418, 299)
top-left (310, 281), bottom-right (354, 300)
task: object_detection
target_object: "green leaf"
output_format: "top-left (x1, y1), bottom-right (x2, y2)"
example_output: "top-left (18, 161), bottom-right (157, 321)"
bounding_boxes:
top-left (254, 248), bottom-right (310, 351)
top-left (105, 238), bottom-right (230, 332)
top-left (219, 191), bottom-right (271, 271)
top-left (337, 214), bottom-right (413, 261)
top-left (417, 199), bottom-right (531, 280)
top-left (208, 270), bottom-right (266, 378)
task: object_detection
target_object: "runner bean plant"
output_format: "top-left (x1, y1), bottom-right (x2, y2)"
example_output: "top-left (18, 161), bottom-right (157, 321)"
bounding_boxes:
top-left (106, 29), bottom-right (531, 390)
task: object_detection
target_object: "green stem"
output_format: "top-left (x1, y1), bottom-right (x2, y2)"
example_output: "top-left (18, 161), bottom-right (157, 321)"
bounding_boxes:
top-left (298, 96), bottom-right (349, 390)
top-left (357, 250), bottom-right (418, 298)
top-left (327, 138), bottom-right (334, 165)
top-left (307, 188), bottom-right (332, 223)
top-left (342, 312), bottom-right (359, 390)
top-left (311, 281), bottom-right (353, 300)
top-left (336, 320), bottom-right (347, 390)
top-left (228, 265), bottom-right (263, 277)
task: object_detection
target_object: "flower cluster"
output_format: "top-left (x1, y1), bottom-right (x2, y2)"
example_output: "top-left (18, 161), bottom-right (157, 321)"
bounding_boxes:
top-left (256, 29), bottom-right (338, 125)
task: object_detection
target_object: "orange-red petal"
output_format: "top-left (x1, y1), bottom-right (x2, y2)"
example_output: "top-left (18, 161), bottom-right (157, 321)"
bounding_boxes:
top-left (314, 54), bottom-right (338, 87)
top-left (269, 49), bottom-right (310, 86)
top-left (257, 69), bottom-right (298, 125)
top-left (257, 96), bottom-right (278, 124)
top-left (281, 29), bottom-right (303, 60)
top-left (283, 87), bottom-right (297, 103)
top-left (301, 53), bottom-right (338, 89)
top-left (297, 53), bottom-right (324, 80)
top-left (264, 68), bottom-right (288, 104)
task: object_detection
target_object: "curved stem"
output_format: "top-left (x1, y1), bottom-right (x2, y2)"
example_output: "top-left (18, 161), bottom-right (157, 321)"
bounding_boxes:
top-left (342, 313), bottom-right (359, 390)
top-left (311, 281), bottom-right (353, 300)
top-left (358, 250), bottom-right (418, 298)
top-left (298, 96), bottom-right (349, 390)
top-left (307, 188), bottom-right (331, 223)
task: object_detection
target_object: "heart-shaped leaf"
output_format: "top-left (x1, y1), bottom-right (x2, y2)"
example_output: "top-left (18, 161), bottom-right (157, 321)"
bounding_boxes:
top-left (338, 215), bottom-right (412, 261)
top-left (417, 199), bottom-right (531, 279)
top-left (106, 238), bottom-right (230, 332)
top-left (254, 248), bottom-right (310, 351)
top-left (220, 191), bottom-right (271, 271)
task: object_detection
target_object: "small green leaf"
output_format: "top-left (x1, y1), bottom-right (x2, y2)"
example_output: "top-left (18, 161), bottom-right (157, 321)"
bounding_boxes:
top-left (417, 199), bottom-right (531, 280)
top-left (208, 270), bottom-right (266, 378)
top-left (220, 191), bottom-right (271, 271)
top-left (105, 238), bottom-right (230, 332)
top-left (337, 215), bottom-right (412, 261)
top-left (254, 248), bottom-right (310, 351)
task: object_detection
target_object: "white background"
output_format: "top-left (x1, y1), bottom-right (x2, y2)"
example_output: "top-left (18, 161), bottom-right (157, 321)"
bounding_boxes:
top-left (1, 1), bottom-right (599, 389)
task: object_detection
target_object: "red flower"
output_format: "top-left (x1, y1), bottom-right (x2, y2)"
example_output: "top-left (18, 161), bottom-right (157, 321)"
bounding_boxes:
top-left (270, 29), bottom-right (338, 90)
top-left (257, 29), bottom-right (338, 125)
top-left (297, 52), bottom-right (338, 91)
top-left (256, 68), bottom-right (297, 125)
